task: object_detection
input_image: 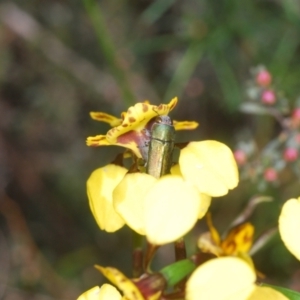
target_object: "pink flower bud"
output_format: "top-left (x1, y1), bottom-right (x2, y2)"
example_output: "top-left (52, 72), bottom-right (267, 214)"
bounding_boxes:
top-left (233, 150), bottom-right (247, 165)
top-left (256, 70), bottom-right (272, 86)
top-left (283, 148), bottom-right (298, 162)
top-left (264, 168), bottom-right (277, 182)
top-left (261, 90), bottom-right (276, 105)
top-left (295, 134), bottom-right (300, 144)
top-left (292, 108), bottom-right (300, 121)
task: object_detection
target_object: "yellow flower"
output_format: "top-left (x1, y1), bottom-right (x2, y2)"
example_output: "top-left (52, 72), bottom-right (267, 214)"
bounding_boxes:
top-left (186, 257), bottom-right (288, 300)
top-left (279, 197), bottom-right (300, 261)
top-left (86, 97), bottom-right (198, 160)
top-left (86, 164), bottom-right (204, 243)
top-left (87, 164), bottom-right (127, 232)
top-left (94, 265), bottom-right (165, 300)
top-left (198, 213), bottom-right (254, 257)
top-left (87, 140), bottom-right (238, 243)
top-left (86, 99), bottom-right (238, 243)
top-left (77, 284), bottom-right (123, 300)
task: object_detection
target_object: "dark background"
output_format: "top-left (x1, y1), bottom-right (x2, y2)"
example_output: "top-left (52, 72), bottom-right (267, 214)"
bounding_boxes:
top-left (1, 0), bottom-right (300, 299)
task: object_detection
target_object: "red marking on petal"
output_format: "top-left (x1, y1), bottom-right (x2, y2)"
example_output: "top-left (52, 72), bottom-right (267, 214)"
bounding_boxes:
top-left (129, 117), bottom-right (136, 123)
top-left (117, 131), bottom-right (143, 145)
top-left (116, 130), bottom-right (150, 159)
top-left (122, 124), bottom-right (128, 127)
top-left (243, 233), bottom-right (252, 244)
top-left (146, 118), bottom-right (156, 130)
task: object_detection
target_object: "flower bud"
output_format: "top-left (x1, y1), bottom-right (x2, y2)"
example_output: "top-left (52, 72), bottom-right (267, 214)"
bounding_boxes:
top-left (263, 168), bottom-right (277, 182)
top-left (256, 70), bottom-right (272, 86)
top-left (283, 148), bottom-right (298, 162)
top-left (295, 134), bottom-right (300, 144)
top-left (261, 90), bottom-right (276, 105)
top-left (292, 108), bottom-right (300, 120)
top-left (233, 150), bottom-right (247, 165)
top-left (134, 273), bottom-right (167, 300)
top-left (291, 108), bottom-right (300, 128)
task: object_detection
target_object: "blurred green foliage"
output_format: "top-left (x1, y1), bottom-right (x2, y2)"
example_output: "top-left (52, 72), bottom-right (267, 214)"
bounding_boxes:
top-left (1, 0), bottom-right (300, 299)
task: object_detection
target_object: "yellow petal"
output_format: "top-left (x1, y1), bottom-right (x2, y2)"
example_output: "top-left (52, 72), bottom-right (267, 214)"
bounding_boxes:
top-left (179, 141), bottom-right (239, 197)
top-left (247, 286), bottom-right (288, 300)
top-left (236, 252), bottom-right (256, 273)
top-left (197, 232), bottom-right (223, 256)
top-left (170, 165), bottom-right (212, 219)
top-left (113, 173), bottom-right (157, 235)
top-left (95, 266), bottom-right (144, 300)
top-left (90, 112), bottom-right (123, 127)
top-left (147, 291), bottom-right (161, 300)
top-left (87, 165), bottom-right (127, 232)
top-left (206, 213), bottom-right (221, 246)
top-left (105, 98), bottom-right (178, 158)
top-left (279, 197), bottom-right (300, 261)
top-left (173, 120), bottom-right (199, 130)
top-left (197, 194), bottom-right (211, 219)
top-left (77, 286), bottom-right (101, 300)
top-left (77, 284), bottom-right (122, 300)
top-left (170, 164), bottom-right (181, 176)
top-left (186, 257), bottom-right (256, 300)
top-left (86, 135), bottom-right (112, 147)
top-left (144, 175), bottom-right (201, 245)
top-left (221, 223), bottom-right (254, 255)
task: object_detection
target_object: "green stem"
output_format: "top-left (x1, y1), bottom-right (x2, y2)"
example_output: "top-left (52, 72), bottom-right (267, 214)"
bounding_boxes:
top-left (174, 238), bottom-right (187, 290)
top-left (144, 242), bottom-right (159, 272)
top-left (174, 238), bottom-right (187, 261)
top-left (132, 231), bottom-right (144, 277)
top-left (83, 0), bottom-right (136, 106)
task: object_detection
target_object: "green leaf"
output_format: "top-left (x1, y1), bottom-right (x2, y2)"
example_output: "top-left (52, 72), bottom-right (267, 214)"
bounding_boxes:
top-left (262, 283), bottom-right (300, 299)
top-left (159, 259), bottom-right (196, 287)
top-left (209, 51), bottom-right (241, 112)
top-left (83, 0), bottom-right (135, 106)
top-left (140, 0), bottom-right (178, 25)
top-left (164, 42), bottom-right (204, 102)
